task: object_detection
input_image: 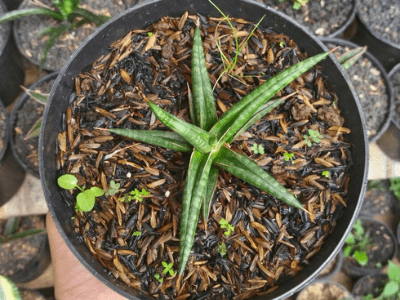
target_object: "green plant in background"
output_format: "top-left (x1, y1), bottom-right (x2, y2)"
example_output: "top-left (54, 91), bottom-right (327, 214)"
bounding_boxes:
top-left (362, 261), bottom-right (400, 300)
top-left (338, 46), bottom-right (367, 70)
top-left (21, 88), bottom-right (48, 140)
top-left (368, 179), bottom-right (387, 192)
top-left (0, 275), bottom-right (21, 300)
top-left (251, 143), bottom-right (264, 155)
top-left (57, 174), bottom-right (104, 212)
top-left (278, 0), bottom-right (309, 10)
top-left (303, 129), bottom-right (323, 147)
top-left (0, 217), bottom-right (45, 244)
top-left (343, 219), bottom-right (372, 267)
top-left (0, 0), bottom-right (110, 70)
top-left (219, 218), bottom-right (235, 236)
top-left (389, 177), bottom-right (400, 202)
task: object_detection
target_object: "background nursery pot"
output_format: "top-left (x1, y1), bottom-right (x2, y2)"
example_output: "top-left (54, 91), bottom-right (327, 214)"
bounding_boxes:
top-left (39, 0), bottom-right (368, 299)
top-left (0, 0), bottom-right (24, 106)
top-left (10, 72), bottom-right (59, 178)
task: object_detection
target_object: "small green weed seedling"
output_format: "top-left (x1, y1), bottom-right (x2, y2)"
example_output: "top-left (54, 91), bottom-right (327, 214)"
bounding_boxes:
top-left (322, 170), bottom-right (330, 178)
top-left (303, 129), bottom-right (323, 147)
top-left (0, 0), bottom-right (110, 70)
top-left (132, 231), bottom-right (141, 236)
top-left (154, 273), bottom-right (163, 283)
top-left (362, 260), bottom-right (400, 300)
top-left (251, 143), bottom-right (264, 155)
top-left (283, 152), bottom-right (294, 163)
top-left (122, 188), bottom-right (150, 202)
top-left (105, 180), bottom-right (120, 196)
top-left (278, 0), bottom-right (309, 10)
top-left (161, 261), bottom-right (175, 277)
top-left (219, 218), bottom-right (235, 236)
top-left (58, 174), bottom-right (104, 212)
top-left (389, 177), bottom-right (400, 202)
top-left (343, 219), bottom-right (372, 267)
top-left (217, 242), bottom-right (227, 257)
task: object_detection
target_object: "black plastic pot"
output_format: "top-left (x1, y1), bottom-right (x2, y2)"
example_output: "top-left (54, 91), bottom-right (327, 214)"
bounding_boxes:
top-left (342, 217), bottom-right (398, 279)
top-left (0, 0), bottom-right (24, 106)
top-left (10, 72), bottom-right (59, 178)
top-left (1, 0), bottom-right (23, 11)
top-left (321, 37), bottom-right (394, 143)
top-left (316, 251), bottom-right (343, 281)
top-left (377, 63), bottom-right (400, 161)
top-left (39, 1), bottom-right (369, 299)
top-left (351, 1), bottom-right (400, 72)
top-left (0, 99), bottom-right (25, 207)
top-left (352, 274), bottom-right (388, 300)
top-left (360, 179), bottom-right (394, 216)
top-left (295, 280), bottom-right (355, 300)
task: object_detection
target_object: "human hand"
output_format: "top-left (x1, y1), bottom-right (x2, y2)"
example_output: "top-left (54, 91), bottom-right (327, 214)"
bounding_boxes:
top-left (46, 213), bottom-right (127, 300)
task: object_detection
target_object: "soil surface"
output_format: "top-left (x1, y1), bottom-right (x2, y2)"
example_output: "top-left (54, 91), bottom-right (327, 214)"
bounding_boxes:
top-left (357, 0), bottom-right (400, 45)
top-left (352, 274), bottom-right (389, 300)
top-left (0, 104), bottom-right (6, 155)
top-left (259, 0), bottom-right (354, 36)
top-left (297, 281), bottom-right (352, 300)
top-left (326, 43), bottom-right (389, 141)
top-left (361, 180), bottom-right (393, 216)
top-left (390, 69), bottom-right (400, 127)
top-left (0, 216), bottom-right (46, 278)
top-left (15, 0), bottom-right (127, 70)
top-left (13, 78), bottom-right (55, 175)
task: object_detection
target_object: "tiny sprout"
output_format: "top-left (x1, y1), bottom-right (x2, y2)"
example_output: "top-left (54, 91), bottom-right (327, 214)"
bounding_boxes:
top-left (161, 261), bottom-right (175, 276)
top-left (303, 129), bottom-right (323, 147)
top-left (58, 174), bottom-right (104, 212)
top-left (148, 32), bottom-right (153, 37)
top-left (283, 152), bottom-right (294, 163)
top-left (154, 273), bottom-right (163, 283)
top-left (105, 180), bottom-right (120, 196)
top-left (322, 170), bottom-right (330, 178)
top-left (217, 242), bottom-right (227, 257)
top-left (279, 41), bottom-right (284, 47)
top-left (132, 231), bottom-right (141, 236)
top-left (251, 143), bottom-right (264, 155)
top-left (122, 188), bottom-right (150, 202)
top-left (219, 218), bottom-right (234, 236)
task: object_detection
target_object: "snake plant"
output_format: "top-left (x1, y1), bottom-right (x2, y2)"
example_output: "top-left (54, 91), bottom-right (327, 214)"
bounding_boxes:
top-left (108, 26), bottom-right (332, 274)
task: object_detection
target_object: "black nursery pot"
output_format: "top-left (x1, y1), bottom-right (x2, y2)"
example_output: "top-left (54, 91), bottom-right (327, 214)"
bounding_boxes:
top-left (10, 72), bottom-right (59, 178)
top-left (377, 63), bottom-right (400, 162)
top-left (342, 217), bottom-right (398, 279)
top-left (39, 1), bottom-right (369, 299)
top-left (351, 1), bottom-right (400, 72)
top-left (321, 38), bottom-right (394, 143)
top-left (0, 99), bottom-right (25, 207)
top-left (352, 274), bottom-right (388, 300)
top-left (0, 0), bottom-right (24, 106)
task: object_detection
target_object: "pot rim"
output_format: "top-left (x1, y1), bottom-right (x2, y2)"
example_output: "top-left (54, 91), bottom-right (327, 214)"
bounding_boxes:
top-left (320, 37), bottom-right (395, 143)
top-left (0, 99), bottom-right (9, 162)
top-left (0, 0), bottom-right (11, 56)
top-left (39, 0), bottom-right (369, 299)
top-left (388, 63), bottom-right (400, 129)
top-left (9, 71), bottom-right (59, 178)
top-left (355, 0), bottom-right (400, 51)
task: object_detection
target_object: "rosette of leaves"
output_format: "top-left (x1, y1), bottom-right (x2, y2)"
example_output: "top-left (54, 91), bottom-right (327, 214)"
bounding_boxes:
top-left (105, 26), bottom-right (335, 273)
top-left (0, 0), bottom-right (110, 70)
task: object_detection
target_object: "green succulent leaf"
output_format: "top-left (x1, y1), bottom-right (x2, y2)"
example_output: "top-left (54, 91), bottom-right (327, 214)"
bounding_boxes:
top-left (39, 25), bottom-right (70, 72)
top-left (76, 189), bottom-right (96, 212)
top-left (192, 27), bottom-right (217, 131)
top-left (338, 46), bottom-right (367, 70)
top-left (70, 7), bottom-right (110, 27)
top-left (107, 128), bottom-right (192, 153)
top-left (215, 147), bottom-right (303, 210)
top-left (7, 229), bottom-right (45, 242)
top-left (58, 174), bottom-right (78, 190)
top-left (202, 167), bottom-right (219, 222)
top-left (148, 101), bottom-right (217, 153)
top-left (25, 118), bottom-right (42, 140)
top-left (23, 88), bottom-right (49, 104)
top-left (0, 8), bottom-right (64, 24)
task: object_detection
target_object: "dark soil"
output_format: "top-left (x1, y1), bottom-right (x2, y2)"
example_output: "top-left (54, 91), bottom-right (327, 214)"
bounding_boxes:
top-left (0, 2), bottom-right (8, 51)
top-left (352, 274), bottom-right (389, 300)
top-left (0, 215), bottom-right (46, 278)
top-left (357, 0), bottom-right (400, 45)
top-left (326, 43), bottom-right (389, 141)
top-left (0, 103), bottom-right (6, 155)
top-left (259, 0), bottom-right (354, 36)
top-left (57, 13), bottom-right (352, 299)
top-left (361, 179), bottom-right (393, 216)
top-left (13, 79), bottom-right (55, 175)
top-left (15, 0), bottom-right (127, 70)
top-left (344, 219), bottom-right (396, 270)
top-left (390, 69), bottom-right (400, 127)
top-left (297, 281), bottom-right (352, 300)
